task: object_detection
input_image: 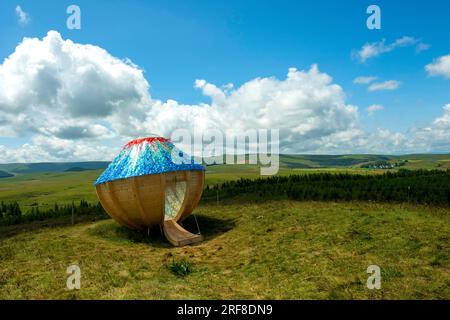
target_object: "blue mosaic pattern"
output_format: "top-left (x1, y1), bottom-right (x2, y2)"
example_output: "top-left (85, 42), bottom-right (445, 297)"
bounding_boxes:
top-left (95, 138), bottom-right (204, 185)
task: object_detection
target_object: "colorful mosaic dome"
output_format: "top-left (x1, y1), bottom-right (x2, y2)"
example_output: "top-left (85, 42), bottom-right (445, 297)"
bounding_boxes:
top-left (94, 137), bottom-right (204, 185)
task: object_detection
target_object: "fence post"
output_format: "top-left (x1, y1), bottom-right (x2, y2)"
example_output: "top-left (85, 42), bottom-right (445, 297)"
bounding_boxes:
top-left (71, 204), bottom-right (74, 225)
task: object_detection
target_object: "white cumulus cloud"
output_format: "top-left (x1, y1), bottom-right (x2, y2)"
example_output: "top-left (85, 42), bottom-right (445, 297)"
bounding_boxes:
top-left (0, 31), bottom-right (447, 162)
top-left (410, 104), bottom-right (450, 153)
top-left (0, 31), bottom-right (361, 162)
top-left (433, 104), bottom-right (450, 129)
top-left (425, 54), bottom-right (450, 79)
top-left (0, 31), bottom-right (150, 140)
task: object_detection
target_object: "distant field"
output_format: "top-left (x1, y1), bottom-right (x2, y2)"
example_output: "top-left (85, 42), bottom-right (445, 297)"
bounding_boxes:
top-left (0, 170), bottom-right (102, 211)
top-left (1, 154), bottom-right (449, 175)
top-left (0, 162), bottom-right (109, 174)
top-left (0, 171), bottom-right (13, 179)
top-left (0, 201), bottom-right (448, 299)
top-left (0, 165), bottom-right (386, 212)
top-left (1, 153), bottom-right (449, 212)
top-left (279, 153), bottom-right (450, 170)
top-left (204, 165), bottom-right (379, 185)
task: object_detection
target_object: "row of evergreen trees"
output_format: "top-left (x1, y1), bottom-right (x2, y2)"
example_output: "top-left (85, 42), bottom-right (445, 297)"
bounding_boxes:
top-left (2, 169), bottom-right (449, 226)
top-left (0, 201), bottom-right (22, 220)
top-left (202, 169), bottom-right (450, 206)
top-left (0, 200), bottom-right (108, 226)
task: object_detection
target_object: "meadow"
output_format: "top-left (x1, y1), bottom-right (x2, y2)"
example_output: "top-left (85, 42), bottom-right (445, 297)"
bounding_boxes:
top-left (0, 154), bottom-right (449, 299)
top-left (0, 166), bottom-right (378, 211)
top-left (0, 201), bottom-right (448, 299)
top-left (1, 153), bottom-right (449, 210)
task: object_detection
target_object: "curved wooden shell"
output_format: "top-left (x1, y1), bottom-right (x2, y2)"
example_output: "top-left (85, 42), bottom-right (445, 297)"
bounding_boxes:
top-left (95, 170), bottom-right (204, 230)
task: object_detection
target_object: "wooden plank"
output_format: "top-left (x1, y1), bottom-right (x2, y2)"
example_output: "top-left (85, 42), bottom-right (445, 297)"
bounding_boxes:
top-left (163, 220), bottom-right (203, 246)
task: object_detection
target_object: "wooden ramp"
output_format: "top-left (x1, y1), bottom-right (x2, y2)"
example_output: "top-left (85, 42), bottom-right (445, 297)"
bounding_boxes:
top-left (163, 220), bottom-right (203, 246)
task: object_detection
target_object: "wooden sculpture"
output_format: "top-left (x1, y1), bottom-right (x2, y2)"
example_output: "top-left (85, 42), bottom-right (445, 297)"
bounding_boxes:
top-left (94, 137), bottom-right (205, 246)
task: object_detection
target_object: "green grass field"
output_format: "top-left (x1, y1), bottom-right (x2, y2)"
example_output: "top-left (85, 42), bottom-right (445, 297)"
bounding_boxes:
top-left (0, 201), bottom-right (448, 299)
top-left (0, 171), bottom-right (102, 210)
top-left (0, 165), bottom-right (387, 211)
top-left (0, 157), bottom-right (449, 299)
top-left (1, 153), bottom-right (449, 210)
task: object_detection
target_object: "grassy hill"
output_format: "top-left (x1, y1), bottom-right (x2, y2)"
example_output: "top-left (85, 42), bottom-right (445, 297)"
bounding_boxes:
top-left (0, 170), bottom-right (13, 179)
top-left (1, 154), bottom-right (449, 212)
top-left (0, 161), bottom-right (109, 174)
top-left (0, 200), bottom-right (448, 299)
top-left (0, 170), bottom-right (102, 210)
top-left (1, 154), bottom-right (449, 175)
top-left (278, 154), bottom-right (450, 170)
top-left (279, 154), bottom-right (390, 168)
top-left (0, 155), bottom-right (449, 299)
top-left (64, 167), bottom-right (92, 172)
top-left (0, 166), bottom-right (383, 212)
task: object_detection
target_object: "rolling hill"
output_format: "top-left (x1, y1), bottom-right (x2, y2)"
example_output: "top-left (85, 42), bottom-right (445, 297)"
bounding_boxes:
top-left (0, 170), bottom-right (13, 178)
top-left (0, 154), bottom-right (449, 299)
top-left (64, 167), bottom-right (92, 172)
top-left (1, 154), bottom-right (449, 175)
top-left (0, 161), bottom-right (110, 174)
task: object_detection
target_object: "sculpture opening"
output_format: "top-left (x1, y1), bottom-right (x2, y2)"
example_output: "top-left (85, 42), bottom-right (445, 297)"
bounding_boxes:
top-left (164, 175), bottom-right (187, 221)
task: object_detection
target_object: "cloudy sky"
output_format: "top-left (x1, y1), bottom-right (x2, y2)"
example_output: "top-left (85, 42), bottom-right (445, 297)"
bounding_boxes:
top-left (0, 0), bottom-right (449, 163)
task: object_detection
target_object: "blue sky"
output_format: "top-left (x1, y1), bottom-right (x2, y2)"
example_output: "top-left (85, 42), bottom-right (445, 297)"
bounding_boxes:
top-left (0, 0), bottom-right (449, 161)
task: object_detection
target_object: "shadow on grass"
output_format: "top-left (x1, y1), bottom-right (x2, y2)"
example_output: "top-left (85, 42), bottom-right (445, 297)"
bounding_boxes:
top-left (89, 214), bottom-right (236, 248)
top-left (0, 215), bottom-right (109, 240)
top-left (182, 214), bottom-right (235, 239)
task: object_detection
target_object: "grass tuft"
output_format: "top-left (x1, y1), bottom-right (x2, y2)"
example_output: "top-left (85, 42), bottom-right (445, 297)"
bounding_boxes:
top-left (167, 259), bottom-right (193, 277)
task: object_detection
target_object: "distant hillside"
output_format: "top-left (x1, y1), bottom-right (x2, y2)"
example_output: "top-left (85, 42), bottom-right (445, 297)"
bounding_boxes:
top-left (0, 170), bottom-right (13, 178)
top-left (0, 154), bottom-right (448, 174)
top-left (279, 154), bottom-right (391, 168)
top-left (198, 153), bottom-right (450, 171)
top-left (0, 162), bottom-right (109, 174)
top-left (64, 167), bottom-right (91, 172)
top-left (203, 154), bottom-right (395, 168)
